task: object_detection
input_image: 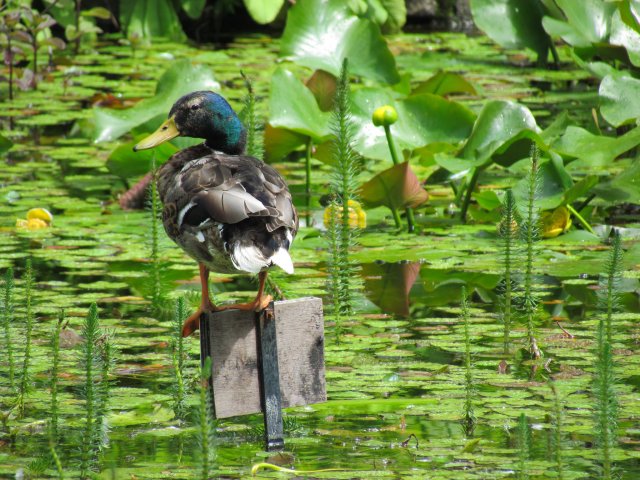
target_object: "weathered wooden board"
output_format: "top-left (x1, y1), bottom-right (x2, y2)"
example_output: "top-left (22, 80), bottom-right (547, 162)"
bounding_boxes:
top-left (201, 297), bottom-right (326, 419)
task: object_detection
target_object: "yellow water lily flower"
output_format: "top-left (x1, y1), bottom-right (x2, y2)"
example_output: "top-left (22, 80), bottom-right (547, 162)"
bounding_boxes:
top-left (16, 208), bottom-right (53, 230)
top-left (323, 200), bottom-right (366, 229)
top-left (541, 206), bottom-right (572, 238)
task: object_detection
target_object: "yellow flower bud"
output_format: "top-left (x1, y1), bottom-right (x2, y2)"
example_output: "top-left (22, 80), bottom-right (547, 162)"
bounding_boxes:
top-left (372, 105), bottom-right (398, 127)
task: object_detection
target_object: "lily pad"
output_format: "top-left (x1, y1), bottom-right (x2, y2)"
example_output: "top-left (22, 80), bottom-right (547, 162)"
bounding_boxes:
top-left (107, 134), bottom-right (178, 179)
top-left (93, 59), bottom-right (220, 143)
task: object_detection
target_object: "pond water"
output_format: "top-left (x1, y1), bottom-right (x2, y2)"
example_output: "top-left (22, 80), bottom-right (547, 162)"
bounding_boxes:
top-left (0, 32), bottom-right (639, 478)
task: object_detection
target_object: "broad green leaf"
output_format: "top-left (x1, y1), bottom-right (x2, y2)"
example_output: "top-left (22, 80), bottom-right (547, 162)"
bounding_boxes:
top-left (412, 71), bottom-right (477, 97)
top-left (280, 0), bottom-right (400, 84)
top-left (182, 0), bottom-right (207, 19)
top-left (562, 175), bottom-right (598, 205)
top-left (120, 0), bottom-right (185, 41)
top-left (359, 161), bottom-right (428, 210)
top-left (0, 134), bottom-right (13, 155)
top-left (459, 100), bottom-right (539, 168)
top-left (263, 124), bottom-right (307, 162)
top-left (553, 126), bottom-right (640, 167)
top-left (513, 158), bottom-right (573, 210)
top-left (599, 73), bottom-right (640, 127)
top-left (243, 0), bottom-right (285, 24)
top-left (471, 0), bottom-right (551, 61)
top-left (306, 69), bottom-right (337, 112)
top-left (542, 0), bottom-right (614, 47)
top-left (351, 88), bottom-right (475, 162)
top-left (81, 7), bottom-right (111, 19)
top-left (93, 60), bottom-right (220, 143)
top-left (107, 134), bottom-right (178, 179)
top-left (610, 9), bottom-right (640, 66)
top-left (593, 161), bottom-right (640, 203)
top-left (268, 67), bottom-right (331, 142)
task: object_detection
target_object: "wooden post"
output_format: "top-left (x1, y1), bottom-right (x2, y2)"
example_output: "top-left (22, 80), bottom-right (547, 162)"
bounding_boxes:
top-left (257, 306), bottom-right (284, 451)
top-left (199, 297), bottom-right (326, 451)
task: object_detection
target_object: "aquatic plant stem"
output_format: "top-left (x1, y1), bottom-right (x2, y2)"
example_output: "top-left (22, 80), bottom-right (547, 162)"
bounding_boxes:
top-left (2, 267), bottom-right (15, 391)
top-left (517, 413), bottom-right (531, 480)
top-left (171, 297), bottom-right (187, 419)
top-left (17, 258), bottom-right (34, 417)
top-left (383, 124), bottom-right (414, 232)
top-left (150, 154), bottom-right (162, 312)
top-left (566, 204), bottom-right (594, 234)
top-left (80, 303), bottom-right (100, 478)
top-left (460, 167), bottom-right (481, 223)
top-left (523, 150), bottom-right (541, 359)
top-left (500, 190), bottom-right (517, 353)
top-left (551, 383), bottom-right (564, 480)
top-left (305, 137), bottom-right (313, 227)
top-left (198, 358), bottom-right (215, 480)
top-left (50, 310), bottom-right (63, 439)
top-left (461, 287), bottom-right (475, 437)
top-left (593, 230), bottom-right (622, 479)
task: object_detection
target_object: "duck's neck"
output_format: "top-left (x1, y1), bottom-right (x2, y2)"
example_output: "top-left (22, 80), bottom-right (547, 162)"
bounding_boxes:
top-left (204, 118), bottom-right (247, 155)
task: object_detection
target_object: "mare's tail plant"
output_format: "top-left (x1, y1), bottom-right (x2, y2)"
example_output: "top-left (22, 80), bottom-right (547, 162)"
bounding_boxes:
top-left (149, 155), bottom-right (164, 313)
top-left (50, 311), bottom-right (64, 439)
top-left (521, 146), bottom-right (542, 359)
top-left (499, 190), bottom-right (519, 353)
top-left (95, 331), bottom-right (115, 450)
top-left (80, 303), bottom-right (102, 478)
top-left (517, 413), bottom-right (531, 480)
top-left (17, 258), bottom-right (34, 417)
top-left (593, 230), bottom-right (623, 479)
top-left (198, 357), bottom-right (216, 480)
top-left (326, 58), bottom-right (361, 336)
top-left (171, 297), bottom-right (188, 420)
top-left (2, 266), bottom-right (16, 391)
top-left (460, 286), bottom-right (475, 437)
top-left (241, 72), bottom-right (263, 160)
top-left (550, 383), bottom-right (564, 480)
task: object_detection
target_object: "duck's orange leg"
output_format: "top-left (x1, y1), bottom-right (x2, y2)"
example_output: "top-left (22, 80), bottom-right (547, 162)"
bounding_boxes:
top-left (214, 271), bottom-right (273, 313)
top-left (181, 264), bottom-right (215, 337)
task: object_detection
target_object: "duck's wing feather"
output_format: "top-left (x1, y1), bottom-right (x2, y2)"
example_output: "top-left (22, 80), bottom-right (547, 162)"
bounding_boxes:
top-left (159, 147), bottom-right (297, 233)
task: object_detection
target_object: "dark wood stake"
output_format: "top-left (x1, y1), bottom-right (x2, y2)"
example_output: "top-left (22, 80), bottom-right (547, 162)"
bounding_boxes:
top-left (256, 305), bottom-right (284, 451)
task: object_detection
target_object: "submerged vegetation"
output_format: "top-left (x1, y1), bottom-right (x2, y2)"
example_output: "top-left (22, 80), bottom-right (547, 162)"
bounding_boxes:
top-left (0, 0), bottom-right (639, 478)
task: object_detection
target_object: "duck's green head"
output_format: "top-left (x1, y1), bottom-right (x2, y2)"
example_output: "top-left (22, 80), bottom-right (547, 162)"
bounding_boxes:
top-left (134, 91), bottom-right (246, 154)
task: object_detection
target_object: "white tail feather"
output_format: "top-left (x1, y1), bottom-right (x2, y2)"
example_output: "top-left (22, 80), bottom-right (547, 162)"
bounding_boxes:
top-left (271, 248), bottom-right (294, 274)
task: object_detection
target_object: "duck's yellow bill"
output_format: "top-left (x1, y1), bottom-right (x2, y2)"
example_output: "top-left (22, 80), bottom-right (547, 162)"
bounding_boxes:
top-left (133, 116), bottom-right (179, 151)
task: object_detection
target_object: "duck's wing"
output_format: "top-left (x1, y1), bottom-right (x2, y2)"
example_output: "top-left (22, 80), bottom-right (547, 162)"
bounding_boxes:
top-left (160, 150), bottom-right (297, 234)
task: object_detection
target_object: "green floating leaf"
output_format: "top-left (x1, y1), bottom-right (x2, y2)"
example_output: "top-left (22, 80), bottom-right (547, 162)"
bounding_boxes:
top-left (0, 134), bottom-right (13, 155)
top-left (593, 161), bottom-right (640, 203)
top-left (412, 71), bottom-right (477, 97)
top-left (280, 0), bottom-right (400, 84)
top-left (243, 0), bottom-right (285, 24)
top-left (599, 73), bottom-right (640, 127)
top-left (553, 125), bottom-right (640, 167)
top-left (263, 124), bottom-right (308, 162)
top-left (93, 59), bottom-right (220, 143)
top-left (471, 0), bottom-right (551, 61)
top-left (360, 161), bottom-right (428, 210)
top-left (107, 134), bottom-right (178, 179)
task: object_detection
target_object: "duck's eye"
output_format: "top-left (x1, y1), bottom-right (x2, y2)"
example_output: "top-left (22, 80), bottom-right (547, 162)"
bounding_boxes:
top-left (190, 104), bottom-right (200, 111)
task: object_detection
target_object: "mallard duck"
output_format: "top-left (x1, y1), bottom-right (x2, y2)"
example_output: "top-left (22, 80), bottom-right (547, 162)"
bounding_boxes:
top-left (134, 91), bottom-right (298, 337)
